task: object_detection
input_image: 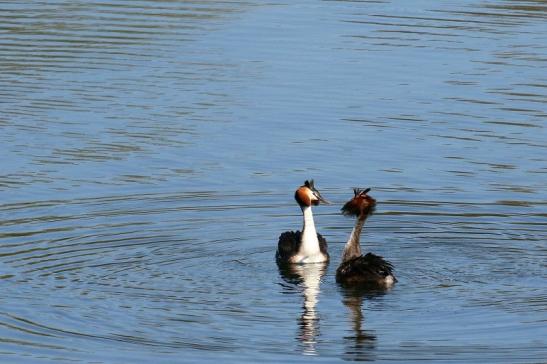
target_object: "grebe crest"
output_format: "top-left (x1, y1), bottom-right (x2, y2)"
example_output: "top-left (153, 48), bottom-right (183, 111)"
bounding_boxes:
top-left (341, 188), bottom-right (376, 218)
top-left (277, 180), bottom-right (330, 264)
top-left (336, 188), bottom-right (396, 287)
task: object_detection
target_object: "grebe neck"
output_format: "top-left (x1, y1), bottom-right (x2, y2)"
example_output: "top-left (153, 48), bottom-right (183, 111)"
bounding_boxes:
top-left (341, 216), bottom-right (366, 263)
top-left (299, 206), bottom-right (321, 256)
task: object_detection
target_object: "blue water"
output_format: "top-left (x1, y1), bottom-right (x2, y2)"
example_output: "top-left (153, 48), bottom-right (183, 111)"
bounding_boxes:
top-left (1, 1), bottom-right (546, 362)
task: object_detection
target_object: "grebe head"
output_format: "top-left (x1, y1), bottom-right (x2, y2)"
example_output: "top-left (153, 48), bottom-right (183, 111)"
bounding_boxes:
top-left (295, 180), bottom-right (329, 207)
top-left (341, 188), bottom-right (376, 218)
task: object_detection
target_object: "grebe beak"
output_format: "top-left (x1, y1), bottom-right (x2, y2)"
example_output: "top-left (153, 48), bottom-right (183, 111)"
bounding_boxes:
top-left (315, 191), bottom-right (331, 205)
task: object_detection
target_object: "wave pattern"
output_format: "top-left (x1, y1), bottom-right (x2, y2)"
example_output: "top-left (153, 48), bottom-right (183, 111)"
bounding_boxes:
top-left (1, 0), bottom-right (546, 362)
top-left (1, 190), bottom-right (546, 361)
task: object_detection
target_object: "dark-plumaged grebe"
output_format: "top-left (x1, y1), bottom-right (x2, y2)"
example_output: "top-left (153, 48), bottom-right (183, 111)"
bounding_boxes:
top-left (336, 188), bottom-right (396, 286)
top-left (276, 180), bottom-right (329, 264)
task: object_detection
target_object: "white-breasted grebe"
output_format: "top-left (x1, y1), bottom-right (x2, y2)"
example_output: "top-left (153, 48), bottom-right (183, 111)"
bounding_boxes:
top-left (276, 180), bottom-right (329, 264)
top-left (336, 188), bottom-right (396, 286)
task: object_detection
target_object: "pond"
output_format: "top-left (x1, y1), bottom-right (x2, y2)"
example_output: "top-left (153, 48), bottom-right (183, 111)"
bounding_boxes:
top-left (1, 0), bottom-right (546, 362)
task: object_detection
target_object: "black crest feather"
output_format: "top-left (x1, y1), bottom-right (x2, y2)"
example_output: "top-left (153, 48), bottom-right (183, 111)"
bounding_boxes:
top-left (353, 187), bottom-right (371, 196)
top-left (304, 179), bottom-right (315, 189)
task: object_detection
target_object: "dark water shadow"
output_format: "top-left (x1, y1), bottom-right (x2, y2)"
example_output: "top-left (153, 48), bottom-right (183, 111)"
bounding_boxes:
top-left (278, 262), bottom-right (328, 355)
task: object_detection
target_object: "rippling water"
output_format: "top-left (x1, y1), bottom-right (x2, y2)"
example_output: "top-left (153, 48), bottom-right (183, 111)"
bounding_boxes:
top-left (1, 0), bottom-right (546, 362)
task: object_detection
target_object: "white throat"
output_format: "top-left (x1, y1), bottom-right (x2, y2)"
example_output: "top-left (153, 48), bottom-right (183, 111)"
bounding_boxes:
top-left (298, 206), bottom-right (321, 256)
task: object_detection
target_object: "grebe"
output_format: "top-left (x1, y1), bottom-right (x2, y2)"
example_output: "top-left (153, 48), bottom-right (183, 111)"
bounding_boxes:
top-left (276, 180), bottom-right (329, 264)
top-left (336, 188), bottom-right (396, 286)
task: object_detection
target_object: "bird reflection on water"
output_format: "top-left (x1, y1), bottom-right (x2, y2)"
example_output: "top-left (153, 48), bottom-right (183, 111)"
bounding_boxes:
top-left (278, 262), bottom-right (327, 355)
top-left (279, 263), bottom-right (394, 359)
top-left (339, 284), bottom-right (391, 362)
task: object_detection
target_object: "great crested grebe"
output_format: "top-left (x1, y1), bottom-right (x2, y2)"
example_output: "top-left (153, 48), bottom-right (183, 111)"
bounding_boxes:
top-left (276, 180), bottom-right (329, 264)
top-left (336, 188), bottom-right (396, 286)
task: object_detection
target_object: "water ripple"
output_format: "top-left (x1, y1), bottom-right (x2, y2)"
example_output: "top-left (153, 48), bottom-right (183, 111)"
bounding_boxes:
top-left (1, 0), bottom-right (547, 362)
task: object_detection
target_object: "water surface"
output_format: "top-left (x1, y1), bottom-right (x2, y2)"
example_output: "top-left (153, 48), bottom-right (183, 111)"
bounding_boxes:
top-left (1, 0), bottom-right (546, 362)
